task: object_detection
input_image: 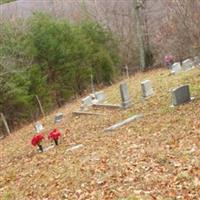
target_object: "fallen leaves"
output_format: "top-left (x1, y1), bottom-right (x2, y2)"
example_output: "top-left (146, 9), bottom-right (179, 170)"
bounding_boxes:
top-left (0, 68), bottom-right (200, 199)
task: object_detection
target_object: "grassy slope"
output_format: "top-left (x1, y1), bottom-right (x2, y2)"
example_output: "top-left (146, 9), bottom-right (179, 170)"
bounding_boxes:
top-left (0, 68), bottom-right (200, 200)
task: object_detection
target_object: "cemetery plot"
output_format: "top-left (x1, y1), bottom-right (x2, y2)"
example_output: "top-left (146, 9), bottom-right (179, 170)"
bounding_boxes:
top-left (92, 83), bottom-right (133, 109)
top-left (74, 92), bottom-right (106, 115)
top-left (1, 68), bottom-right (200, 199)
top-left (92, 90), bottom-right (122, 109)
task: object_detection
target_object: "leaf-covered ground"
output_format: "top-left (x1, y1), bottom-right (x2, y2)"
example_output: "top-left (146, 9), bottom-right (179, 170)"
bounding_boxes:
top-left (0, 68), bottom-right (200, 200)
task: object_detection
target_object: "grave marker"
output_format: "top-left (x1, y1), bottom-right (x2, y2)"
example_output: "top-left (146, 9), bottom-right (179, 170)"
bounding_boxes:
top-left (171, 62), bottom-right (182, 74)
top-left (35, 121), bottom-right (44, 133)
top-left (81, 96), bottom-right (93, 109)
top-left (194, 56), bottom-right (200, 67)
top-left (120, 82), bottom-right (132, 108)
top-left (182, 59), bottom-right (194, 71)
top-left (54, 113), bottom-right (63, 123)
top-left (94, 91), bottom-right (105, 103)
top-left (171, 85), bottom-right (193, 106)
top-left (141, 80), bottom-right (154, 98)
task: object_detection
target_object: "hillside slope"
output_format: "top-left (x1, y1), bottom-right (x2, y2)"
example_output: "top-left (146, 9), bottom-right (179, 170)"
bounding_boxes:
top-left (0, 68), bottom-right (200, 200)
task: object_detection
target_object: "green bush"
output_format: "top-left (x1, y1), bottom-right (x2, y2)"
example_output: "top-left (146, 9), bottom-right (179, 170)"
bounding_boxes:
top-left (0, 13), bottom-right (120, 134)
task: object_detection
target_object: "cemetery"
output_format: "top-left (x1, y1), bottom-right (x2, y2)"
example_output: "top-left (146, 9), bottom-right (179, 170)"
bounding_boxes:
top-left (0, 0), bottom-right (200, 198)
top-left (1, 67), bottom-right (200, 199)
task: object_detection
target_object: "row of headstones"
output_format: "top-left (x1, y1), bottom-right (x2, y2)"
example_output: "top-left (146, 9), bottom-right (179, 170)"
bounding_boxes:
top-left (171, 56), bottom-right (200, 75)
top-left (35, 81), bottom-right (193, 133)
top-left (81, 91), bottom-right (106, 109)
top-left (81, 81), bottom-right (194, 110)
top-left (81, 80), bottom-right (154, 110)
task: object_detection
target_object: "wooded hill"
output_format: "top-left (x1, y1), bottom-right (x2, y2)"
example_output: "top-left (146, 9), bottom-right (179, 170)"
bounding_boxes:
top-left (0, 13), bottom-right (119, 135)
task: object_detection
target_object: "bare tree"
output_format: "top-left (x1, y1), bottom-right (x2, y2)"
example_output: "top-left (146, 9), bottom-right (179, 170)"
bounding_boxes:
top-left (155, 0), bottom-right (200, 62)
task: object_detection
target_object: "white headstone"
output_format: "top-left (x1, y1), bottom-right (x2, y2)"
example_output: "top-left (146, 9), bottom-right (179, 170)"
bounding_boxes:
top-left (182, 59), bottom-right (194, 71)
top-left (171, 62), bottom-right (182, 74)
top-left (94, 91), bottom-right (105, 103)
top-left (141, 80), bottom-right (154, 98)
top-left (35, 121), bottom-right (44, 133)
top-left (120, 82), bottom-right (132, 108)
top-left (171, 85), bottom-right (192, 106)
top-left (194, 56), bottom-right (200, 67)
top-left (81, 96), bottom-right (93, 108)
top-left (54, 113), bottom-right (63, 123)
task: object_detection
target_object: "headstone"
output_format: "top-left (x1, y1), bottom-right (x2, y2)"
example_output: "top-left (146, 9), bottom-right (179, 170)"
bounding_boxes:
top-left (141, 80), bottom-right (154, 98)
top-left (194, 56), bottom-right (200, 67)
top-left (171, 62), bottom-right (182, 74)
top-left (81, 96), bottom-right (93, 109)
top-left (94, 91), bottom-right (105, 103)
top-left (120, 82), bottom-right (132, 108)
top-left (171, 85), bottom-right (193, 106)
top-left (104, 114), bottom-right (143, 132)
top-left (182, 59), bottom-right (194, 71)
top-left (54, 113), bottom-right (63, 123)
top-left (35, 121), bottom-right (44, 133)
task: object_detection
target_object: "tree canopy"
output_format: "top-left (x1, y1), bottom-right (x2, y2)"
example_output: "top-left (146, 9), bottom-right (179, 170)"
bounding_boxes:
top-left (0, 13), bottom-right (120, 134)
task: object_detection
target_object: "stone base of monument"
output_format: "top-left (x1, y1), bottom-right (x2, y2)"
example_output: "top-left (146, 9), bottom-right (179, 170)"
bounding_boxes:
top-left (183, 66), bottom-right (195, 72)
top-left (140, 94), bottom-right (155, 102)
top-left (104, 114), bottom-right (143, 132)
top-left (170, 97), bottom-right (195, 108)
top-left (93, 103), bottom-right (122, 109)
top-left (121, 100), bottom-right (132, 109)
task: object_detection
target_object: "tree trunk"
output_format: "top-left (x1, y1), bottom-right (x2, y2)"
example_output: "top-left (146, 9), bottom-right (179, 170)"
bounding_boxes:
top-left (35, 95), bottom-right (45, 118)
top-left (132, 0), bottom-right (146, 71)
top-left (0, 113), bottom-right (11, 135)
